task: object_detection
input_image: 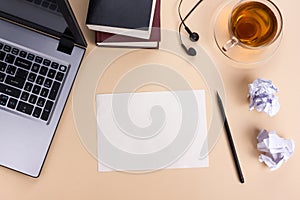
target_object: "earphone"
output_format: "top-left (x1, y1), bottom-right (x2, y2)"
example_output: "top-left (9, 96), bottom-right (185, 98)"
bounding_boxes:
top-left (178, 0), bottom-right (204, 56)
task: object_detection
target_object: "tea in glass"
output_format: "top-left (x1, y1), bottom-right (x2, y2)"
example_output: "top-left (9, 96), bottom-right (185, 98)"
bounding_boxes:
top-left (230, 1), bottom-right (278, 47)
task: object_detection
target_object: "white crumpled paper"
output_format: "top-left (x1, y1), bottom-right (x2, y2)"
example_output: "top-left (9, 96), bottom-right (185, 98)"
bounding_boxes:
top-left (257, 129), bottom-right (295, 171)
top-left (248, 78), bottom-right (280, 116)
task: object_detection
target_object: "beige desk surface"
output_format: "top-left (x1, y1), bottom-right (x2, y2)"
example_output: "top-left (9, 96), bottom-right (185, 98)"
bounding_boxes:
top-left (1, 0), bottom-right (300, 199)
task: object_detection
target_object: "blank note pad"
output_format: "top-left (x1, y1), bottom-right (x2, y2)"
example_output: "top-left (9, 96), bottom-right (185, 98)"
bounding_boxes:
top-left (96, 90), bottom-right (208, 172)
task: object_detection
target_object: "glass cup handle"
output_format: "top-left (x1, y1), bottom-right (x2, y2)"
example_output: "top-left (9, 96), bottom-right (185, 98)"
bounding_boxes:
top-left (222, 37), bottom-right (239, 52)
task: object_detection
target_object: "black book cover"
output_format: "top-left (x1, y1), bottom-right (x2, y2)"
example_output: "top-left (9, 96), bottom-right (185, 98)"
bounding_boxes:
top-left (95, 0), bottom-right (161, 49)
top-left (86, 0), bottom-right (155, 37)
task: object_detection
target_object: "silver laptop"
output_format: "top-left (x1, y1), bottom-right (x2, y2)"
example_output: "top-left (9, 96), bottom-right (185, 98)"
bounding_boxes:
top-left (0, 0), bottom-right (86, 177)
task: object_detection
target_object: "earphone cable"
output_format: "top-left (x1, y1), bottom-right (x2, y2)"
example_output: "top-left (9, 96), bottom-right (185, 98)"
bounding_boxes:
top-left (178, 0), bottom-right (204, 45)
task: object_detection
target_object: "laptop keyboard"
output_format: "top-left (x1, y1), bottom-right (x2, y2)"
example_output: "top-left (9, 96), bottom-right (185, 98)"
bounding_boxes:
top-left (0, 40), bottom-right (68, 123)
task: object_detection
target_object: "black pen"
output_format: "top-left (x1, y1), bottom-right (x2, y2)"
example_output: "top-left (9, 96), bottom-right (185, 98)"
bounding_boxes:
top-left (216, 92), bottom-right (245, 184)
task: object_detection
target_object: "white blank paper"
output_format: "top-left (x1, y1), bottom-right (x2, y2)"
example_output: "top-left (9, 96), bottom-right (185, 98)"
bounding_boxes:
top-left (96, 90), bottom-right (208, 172)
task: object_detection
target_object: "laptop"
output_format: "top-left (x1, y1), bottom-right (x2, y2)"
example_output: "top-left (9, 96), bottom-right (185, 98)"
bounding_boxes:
top-left (0, 0), bottom-right (86, 177)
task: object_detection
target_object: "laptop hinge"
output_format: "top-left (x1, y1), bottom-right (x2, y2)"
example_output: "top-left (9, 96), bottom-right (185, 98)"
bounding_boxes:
top-left (57, 34), bottom-right (74, 55)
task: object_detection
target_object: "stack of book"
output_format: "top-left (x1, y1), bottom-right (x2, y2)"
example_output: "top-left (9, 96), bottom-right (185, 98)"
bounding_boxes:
top-left (86, 0), bottom-right (161, 49)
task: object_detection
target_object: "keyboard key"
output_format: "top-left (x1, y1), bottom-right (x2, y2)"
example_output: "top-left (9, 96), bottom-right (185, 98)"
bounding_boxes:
top-left (59, 65), bottom-right (67, 72)
top-left (39, 66), bottom-right (48, 75)
top-left (55, 72), bottom-right (64, 82)
top-left (37, 97), bottom-right (46, 107)
top-left (33, 107), bottom-right (42, 118)
top-left (0, 51), bottom-right (6, 60)
top-left (12, 48), bottom-right (19, 55)
top-left (41, 100), bottom-right (54, 121)
top-left (40, 88), bottom-right (49, 97)
top-left (16, 68), bottom-right (29, 79)
top-left (21, 91), bottom-right (30, 101)
top-left (36, 75), bottom-right (45, 85)
top-left (27, 53), bottom-right (35, 61)
top-left (49, 81), bottom-right (60, 100)
top-left (15, 57), bottom-right (32, 70)
top-left (0, 94), bottom-right (8, 106)
top-left (19, 51), bottom-right (27, 58)
top-left (32, 85), bottom-right (41, 95)
top-left (27, 73), bottom-right (37, 82)
top-left (49, 3), bottom-right (57, 11)
top-left (44, 78), bottom-right (52, 88)
top-left (47, 69), bottom-right (56, 79)
top-left (0, 61), bottom-right (7, 71)
top-left (5, 54), bottom-right (16, 64)
top-left (3, 45), bottom-right (11, 52)
top-left (31, 63), bottom-right (40, 73)
top-left (44, 100), bottom-right (53, 113)
top-left (0, 72), bottom-right (5, 82)
top-left (24, 82), bottom-right (33, 92)
top-left (29, 94), bottom-right (38, 104)
top-left (0, 43), bottom-right (3, 49)
top-left (41, 1), bottom-right (50, 7)
top-left (0, 83), bottom-right (21, 98)
top-left (35, 56), bottom-right (43, 64)
top-left (7, 98), bottom-right (18, 109)
top-left (34, 0), bottom-right (42, 5)
top-left (43, 59), bottom-right (51, 66)
top-left (5, 75), bottom-right (26, 89)
top-left (6, 65), bottom-right (16, 75)
top-left (16, 101), bottom-right (33, 115)
top-left (41, 110), bottom-right (50, 121)
top-left (51, 62), bottom-right (59, 69)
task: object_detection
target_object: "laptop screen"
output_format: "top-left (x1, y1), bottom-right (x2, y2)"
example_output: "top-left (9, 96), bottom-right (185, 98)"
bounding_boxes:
top-left (0, 0), bottom-right (86, 47)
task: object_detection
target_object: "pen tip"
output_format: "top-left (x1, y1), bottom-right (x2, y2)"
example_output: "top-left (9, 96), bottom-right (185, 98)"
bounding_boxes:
top-left (240, 177), bottom-right (245, 184)
top-left (216, 91), bottom-right (221, 101)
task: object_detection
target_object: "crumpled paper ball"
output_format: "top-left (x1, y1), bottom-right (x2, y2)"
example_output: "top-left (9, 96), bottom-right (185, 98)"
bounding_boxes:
top-left (257, 129), bottom-right (295, 171)
top-left (248, 78), bottom-right (280, 116)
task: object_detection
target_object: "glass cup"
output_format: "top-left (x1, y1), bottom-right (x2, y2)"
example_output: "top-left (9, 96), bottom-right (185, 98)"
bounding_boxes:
top-left (213, 0), bottom-right (283, 64)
